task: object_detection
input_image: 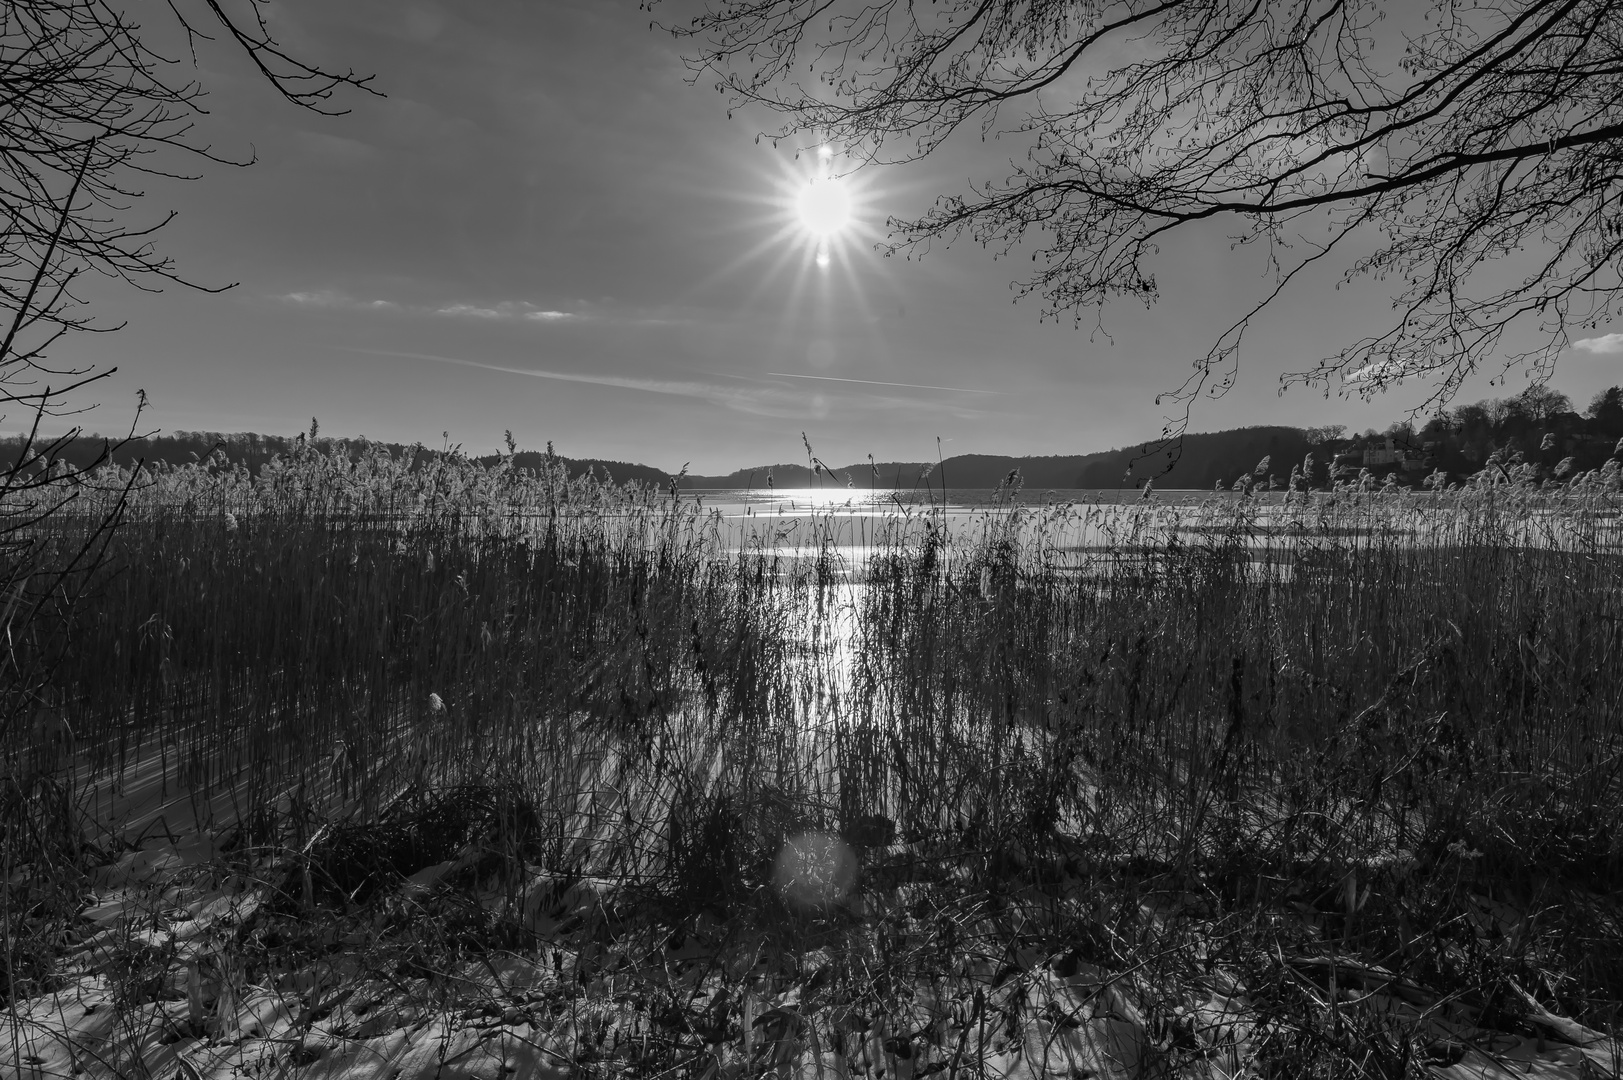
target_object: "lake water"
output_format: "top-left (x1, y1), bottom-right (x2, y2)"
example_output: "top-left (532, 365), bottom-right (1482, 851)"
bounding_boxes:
top-left (667, 485), bottom-right (1623, 714)
top-left (657, 485), bottom-right (1623, 570)
top-left (680, 485), bottom-right (1216, 512)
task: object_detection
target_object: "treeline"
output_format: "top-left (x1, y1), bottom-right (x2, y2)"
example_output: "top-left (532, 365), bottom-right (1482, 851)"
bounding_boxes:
top-left (1397, 383), bottom-right (1623, 482)
top-left (0, 429), bottom-right (669, 489)
top-left (1072, 427), bottom-right (1323, 490)
top-left (1071, 386), bottom-right (1623, 492)
top-left (496, 451), bottom-right (667, 488)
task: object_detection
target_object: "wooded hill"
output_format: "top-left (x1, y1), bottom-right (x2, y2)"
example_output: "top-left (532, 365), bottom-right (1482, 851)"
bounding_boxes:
top-left (0, 431), bottom-right (669, 489)
top-left (680, 452), bottom-right (1117, 492)
top-left (681, 429), bottom-right (1320, 492)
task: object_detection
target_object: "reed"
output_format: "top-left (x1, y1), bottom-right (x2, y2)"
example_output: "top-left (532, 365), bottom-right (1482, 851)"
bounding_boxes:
top-left (4, 442), bottom-right (1622, 1075)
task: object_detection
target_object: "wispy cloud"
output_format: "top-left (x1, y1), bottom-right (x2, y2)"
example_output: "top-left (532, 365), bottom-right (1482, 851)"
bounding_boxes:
top-left (435, 303), bottom-right (505, 319)
top-left (1572, 333), bottom-right (1623, 354)
top-left (764, 371), bottom-right (1003, 395)
top-left (336, 347), bottom-right (809, 418)
top-left (280, 290), bottom-right (578, 322)
top-left (282, 290), bottom-right (399, 311)
top-left (435, 301), bottom-right (579, 322)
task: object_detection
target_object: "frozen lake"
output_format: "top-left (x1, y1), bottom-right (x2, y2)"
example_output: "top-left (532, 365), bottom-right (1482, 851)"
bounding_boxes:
top-left (661, 486), bottom-right (1623, 570)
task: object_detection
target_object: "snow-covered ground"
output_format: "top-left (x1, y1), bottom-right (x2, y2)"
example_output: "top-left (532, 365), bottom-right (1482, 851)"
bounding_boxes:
top-left (7, 822), bottom-right (1619, 1080)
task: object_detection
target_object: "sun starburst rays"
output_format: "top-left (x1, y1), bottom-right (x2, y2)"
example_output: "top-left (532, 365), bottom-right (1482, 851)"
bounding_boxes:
top-left (651, 144), bottom-right (891, 337)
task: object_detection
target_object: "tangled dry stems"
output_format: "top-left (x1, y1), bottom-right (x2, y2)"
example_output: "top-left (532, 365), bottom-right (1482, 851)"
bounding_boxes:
top-left (1, 443), bottom-right (1620, 1077)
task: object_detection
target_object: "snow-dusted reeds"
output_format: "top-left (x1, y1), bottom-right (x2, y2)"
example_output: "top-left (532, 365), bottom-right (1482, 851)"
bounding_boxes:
top-left (13, 450), bottom-right (1623, 886)
top-left (5, 445), bottom-right (1623, 1072)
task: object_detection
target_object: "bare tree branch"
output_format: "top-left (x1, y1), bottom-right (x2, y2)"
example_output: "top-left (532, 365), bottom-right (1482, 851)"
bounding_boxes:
top-left (0, 0), bottom-right (372, 748)
top-left (657, 0), bottom-right (1623, 444)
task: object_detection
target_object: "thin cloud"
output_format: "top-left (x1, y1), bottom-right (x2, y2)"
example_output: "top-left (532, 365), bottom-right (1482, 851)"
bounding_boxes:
top-left (280, 291), bottom-right (578, 321)
top-left (1573, 333), bottom-right (1623, 354)
top-left (337, 347), bottom-right (807, 418)
top-left (766, 371), bottom-right (1003, 395)
top-left (283, 290), bottom-right (340, 306)
top-left (436, 301), bottom-right (580, 322)
top-left (282, 290), bottom-right (399, 311)
top-left (435, 303), bottom-right (504, 319)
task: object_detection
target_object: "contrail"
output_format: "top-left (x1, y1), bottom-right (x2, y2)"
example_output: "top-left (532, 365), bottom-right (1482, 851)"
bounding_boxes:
top-left (333, 346), bottom-right (826, 419)
top-left (337, 346), bottom-right (718, 398)
top-left (765, 371), bottom-right (1002, 395)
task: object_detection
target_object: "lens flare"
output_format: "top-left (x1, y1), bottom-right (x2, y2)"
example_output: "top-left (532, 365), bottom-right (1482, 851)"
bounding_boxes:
top-left (773, 831), bottom-right (856, 909)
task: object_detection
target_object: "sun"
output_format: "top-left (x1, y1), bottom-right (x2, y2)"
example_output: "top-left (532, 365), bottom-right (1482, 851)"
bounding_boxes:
top-left (795, 175), bottom-right (853, 268)
top-left (795, 176), bottom-right (852, 240)
top-left (710, 143), bottom-right (880, 287)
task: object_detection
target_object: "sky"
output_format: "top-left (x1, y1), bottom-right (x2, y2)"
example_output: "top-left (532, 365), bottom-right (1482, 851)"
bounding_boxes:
top-left (40, 0), bottom-right (1623, 474)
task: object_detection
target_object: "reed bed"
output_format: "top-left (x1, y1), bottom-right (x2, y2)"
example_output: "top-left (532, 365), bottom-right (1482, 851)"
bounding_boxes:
top-left (4, 443), bottom-right (1622, 1078)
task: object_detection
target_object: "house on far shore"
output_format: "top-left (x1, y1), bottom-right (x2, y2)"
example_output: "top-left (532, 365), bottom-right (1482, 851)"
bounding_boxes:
top-left (1332, 436), bottom-right (1437, 473)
